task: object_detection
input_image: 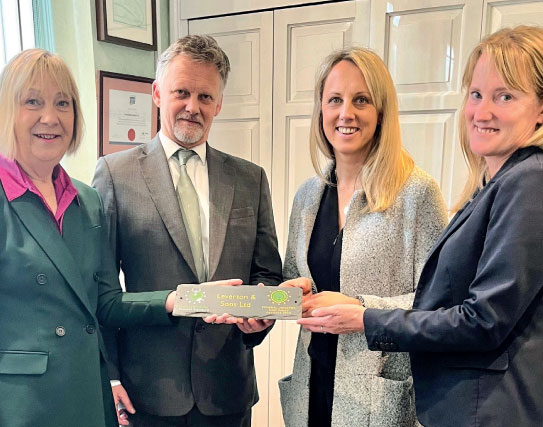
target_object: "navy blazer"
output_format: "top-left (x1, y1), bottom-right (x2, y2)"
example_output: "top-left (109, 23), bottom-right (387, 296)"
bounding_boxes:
top-left (365, 147), bottom-right (543, 427)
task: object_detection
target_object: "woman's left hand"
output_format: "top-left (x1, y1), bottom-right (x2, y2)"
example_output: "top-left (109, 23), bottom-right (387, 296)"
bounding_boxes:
top-left (302, 291), bottom-right (358, 317)
top-left (297, 304), bottom-right (366, 334)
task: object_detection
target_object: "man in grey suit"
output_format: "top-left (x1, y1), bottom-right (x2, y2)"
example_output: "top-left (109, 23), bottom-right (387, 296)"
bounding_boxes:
top-left (92, 35), bottom-right (282, 427)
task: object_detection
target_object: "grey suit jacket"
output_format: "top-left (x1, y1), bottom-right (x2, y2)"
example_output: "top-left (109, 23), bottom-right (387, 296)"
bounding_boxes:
top-left (92, 136), bottom-right (282, 417)
top-left (279, 165), bottom-right (447, 427)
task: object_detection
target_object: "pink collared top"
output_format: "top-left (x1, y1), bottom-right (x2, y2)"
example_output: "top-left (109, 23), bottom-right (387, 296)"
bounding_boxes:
top-left (0, 154), bottom-right (78, 234)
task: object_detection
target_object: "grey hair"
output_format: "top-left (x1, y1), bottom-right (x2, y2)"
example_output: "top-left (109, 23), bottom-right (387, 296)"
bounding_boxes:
top-left (156, 35), bottom-right (230, 88)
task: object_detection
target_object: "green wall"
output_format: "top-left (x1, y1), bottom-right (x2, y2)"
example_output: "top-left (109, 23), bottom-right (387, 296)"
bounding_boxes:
top-left (49, 0), bottom-right (169, 184)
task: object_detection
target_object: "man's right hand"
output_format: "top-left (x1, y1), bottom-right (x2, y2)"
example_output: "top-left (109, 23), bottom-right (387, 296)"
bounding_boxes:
top-left (112, 384), bottom-right (135, 426)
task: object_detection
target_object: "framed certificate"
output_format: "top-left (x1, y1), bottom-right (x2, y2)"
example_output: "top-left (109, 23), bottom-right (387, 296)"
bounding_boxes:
top-left (96, 0), bottom-right (157, 51)
top-left (98, 71), bottom-right (159, 157)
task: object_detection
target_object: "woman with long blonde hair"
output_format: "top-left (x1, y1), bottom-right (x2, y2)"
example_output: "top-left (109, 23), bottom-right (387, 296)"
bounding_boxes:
top-left (279, 47), bottom-right (447, 427)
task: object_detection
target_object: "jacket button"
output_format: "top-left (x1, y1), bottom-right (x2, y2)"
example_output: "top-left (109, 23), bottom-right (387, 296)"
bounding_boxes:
top-left (55, 326), bottom-right (66, 337)
top-left (389, 343), bottom-right (398, 351)
top-left (93, 272), bottom-right (100, 282)
top-left (36, 274), bottom-right (47, 285)
top-left (195, 324), bottom-right (205, 332)
top-left (86, 324), bottom-right (96, 334)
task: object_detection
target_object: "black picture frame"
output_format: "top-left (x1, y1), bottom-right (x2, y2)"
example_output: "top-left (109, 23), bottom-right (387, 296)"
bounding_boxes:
top-left (96, 0), bottom-right (157, 51)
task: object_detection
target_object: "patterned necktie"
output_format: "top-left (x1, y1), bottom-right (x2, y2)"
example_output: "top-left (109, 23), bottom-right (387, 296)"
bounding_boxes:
top-left (176, 150), bottom-right (206, 282)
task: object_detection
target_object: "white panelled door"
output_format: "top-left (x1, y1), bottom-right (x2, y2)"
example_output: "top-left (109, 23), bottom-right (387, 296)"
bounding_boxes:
top-left (370, 0), bottom-right (484, 211)
top-left (189, 4), bottom-right (372, 426)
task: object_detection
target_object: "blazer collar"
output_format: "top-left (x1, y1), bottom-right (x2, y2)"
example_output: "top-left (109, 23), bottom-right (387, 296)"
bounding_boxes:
top-left (424, 146), bottom-right (541, 264)
top-left (207, 145), bottom-right (235, 280)
top-left (489, 145), bottom-right (541, 183)
top-left (7, 190), bottom-right (94, 316)
top-left (139, 136), bottom-right (198, 280)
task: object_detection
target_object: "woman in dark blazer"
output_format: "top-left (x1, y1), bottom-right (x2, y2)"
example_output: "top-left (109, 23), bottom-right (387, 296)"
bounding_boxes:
top-left (298, 26), bottom-right (543, 427)
top-left (0, 49), bottom-right (237, 427)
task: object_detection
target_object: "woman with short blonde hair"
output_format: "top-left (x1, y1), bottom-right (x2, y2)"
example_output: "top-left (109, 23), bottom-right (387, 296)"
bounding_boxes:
top-left (0, 49), bottom-right (83, 159)
top-left (0, 49), bottom-right (191, 427)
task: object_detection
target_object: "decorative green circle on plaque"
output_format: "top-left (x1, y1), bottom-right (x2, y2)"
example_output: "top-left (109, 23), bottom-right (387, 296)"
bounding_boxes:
top-left (187, 289), bottom-right (206, 304)
top-left (270, 289), bottom-right (289, 304)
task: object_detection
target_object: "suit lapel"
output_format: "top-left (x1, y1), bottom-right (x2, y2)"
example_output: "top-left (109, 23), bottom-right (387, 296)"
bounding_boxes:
top-left (427, 146), bottom-right (540, 261)
top-left (139, 136), bottom-right (198, 279)
top-left (10, 194), bottom-right (93, 313)
top-left (207, 146), bottom-right (235, 280)
top-left (423, 194), bottom-right (480, 263)
top-left (421, 147), bottom-right (538, 277)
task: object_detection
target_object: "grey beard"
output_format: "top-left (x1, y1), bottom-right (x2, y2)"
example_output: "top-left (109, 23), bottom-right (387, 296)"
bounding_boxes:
top-left (174, 125), bottom-right (203, 144)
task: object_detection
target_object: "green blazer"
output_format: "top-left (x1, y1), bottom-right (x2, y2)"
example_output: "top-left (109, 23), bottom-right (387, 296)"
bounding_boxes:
top-left (0, 179), bottom-right (172, 427)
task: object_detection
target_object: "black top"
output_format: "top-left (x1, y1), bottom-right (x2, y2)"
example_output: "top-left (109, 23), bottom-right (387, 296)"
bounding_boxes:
top-left (307, 177), bottom-right (342, 367)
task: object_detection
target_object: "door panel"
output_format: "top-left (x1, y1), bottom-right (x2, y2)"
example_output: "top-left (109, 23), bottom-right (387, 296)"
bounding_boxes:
top-left (484, 0), bottom-right (543, 34)
top-left (400, 111), bottom-right (457, 188)
top-left (207, 120), bottom-right (260, 161)
top-left (370, 0), bottom-right (483, 210)
top-left (387, 7), bottom-right (464, 93)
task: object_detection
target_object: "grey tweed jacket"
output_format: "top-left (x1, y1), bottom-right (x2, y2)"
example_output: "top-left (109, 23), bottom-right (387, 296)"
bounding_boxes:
top-left (279, 164), bottom-right (447, 427)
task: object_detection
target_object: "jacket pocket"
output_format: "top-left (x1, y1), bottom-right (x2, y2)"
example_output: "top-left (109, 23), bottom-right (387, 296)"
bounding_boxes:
top-left (369, 376), bottom-right (417, 427)
top-left (0, 350), bottom-right (48, 375)
top-left (279, 374), bottom-right (309, 427)
top-left (230, 207), bottom-right (254, 220)
top-left (441, 350), bottom-right (508, 371)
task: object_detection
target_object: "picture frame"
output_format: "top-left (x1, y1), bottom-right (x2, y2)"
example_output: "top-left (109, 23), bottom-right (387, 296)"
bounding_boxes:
top-left (96, 0), bottom-right (157, 51)
top-left (98, 71), bottom-right (159, 157)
